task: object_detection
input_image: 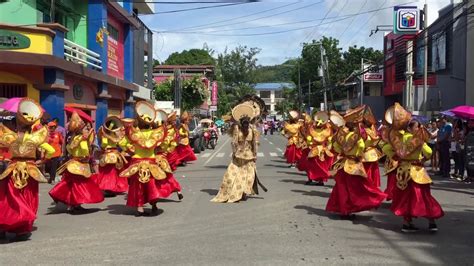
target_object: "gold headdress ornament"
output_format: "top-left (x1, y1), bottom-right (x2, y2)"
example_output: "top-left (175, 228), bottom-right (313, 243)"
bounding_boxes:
top-left (180, 111), bottom-right (190, 122)
top-left (17, 98), bottom-right (43, 126)
top-left (384, 102), bottom-right (412, 130)
top-left (154, 109), bottom-right (168, 125)
top-left (100, 116), bottom-right (124, 142)
top-left (329, 110), bottom-right (345, 128)
top-left (167, 111), bottom-right (177, 123)
top-left (303, 113), bottom-right (312, 123)
top-left (135, 101), bottom-right (156, 125)
top-left (343, 105), bottom-right (376, 125)
top-left (68, 112), bottom-right (85, 132)
top-left (313, 111), bottom-right (329, 126)
top-left (288, 110), bottom-right (299, 120)
top-left (232, 103), bottom-right (255, 121)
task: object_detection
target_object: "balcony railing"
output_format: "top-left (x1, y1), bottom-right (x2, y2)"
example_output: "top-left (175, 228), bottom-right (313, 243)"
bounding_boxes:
top-left (64, 39), bottom-right (102, 70)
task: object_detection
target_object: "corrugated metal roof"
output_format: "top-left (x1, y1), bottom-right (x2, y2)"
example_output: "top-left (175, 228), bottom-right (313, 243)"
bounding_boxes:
top-left (254, 82), bottom-right (295, 91)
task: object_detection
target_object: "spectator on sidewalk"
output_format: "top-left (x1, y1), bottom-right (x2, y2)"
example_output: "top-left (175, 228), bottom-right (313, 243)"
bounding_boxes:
top-left (46, 121), bottom-right (64, 184)
top-left (427, 121), bottom-right (439, 172)
top-left (437, 117), bottom-right (452, 178)
top-left (452, 121), bottom-right (467, 181)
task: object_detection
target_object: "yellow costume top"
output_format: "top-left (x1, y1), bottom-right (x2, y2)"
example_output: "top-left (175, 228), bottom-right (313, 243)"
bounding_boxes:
top-left (306, 124), bottom-right (333, 161)
top-left (231, 125), bottom-right (257, 161)
top-left (160, 125), bottom-right (178, 154)
top-left (382, 130), bottom-right (432, 190)
top-left (0, 125), bottom-right (55, 189)
top-left (331, 128), bottom-right (367, 177)
top-left (98, 126), bottom-right (127, 169)
top-left (57, 131), bottom-right (95, 178)
top-left (119, 126), bottom-right (171, 183)
top-left (178, 124), bottom-right (190, 146)
top-left (362, 125), bottom-right (383, 162)
top-left (284, 122), bottom-right (302, 147)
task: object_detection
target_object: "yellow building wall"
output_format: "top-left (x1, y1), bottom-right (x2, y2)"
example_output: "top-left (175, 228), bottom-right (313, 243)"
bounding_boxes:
top-left (0, 71), bottom-right (39, 101)
top-left (8, 31), bottom-right (53, 55)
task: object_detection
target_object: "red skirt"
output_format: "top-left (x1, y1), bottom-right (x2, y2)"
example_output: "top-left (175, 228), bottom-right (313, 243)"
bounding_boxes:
top-left (175, 144), bottom-right (197, 164)
top-left (285, 144), bottom-right (302, 164)
top-left (297, 148), bottom-right (310, 171)
top-left (0, 177), bottom-right (38, 234)
top-left (155, 173), bottom-right (182, 199)
top-left (390, 180), bottom-right (444, 219)
top-left (326, 170), bottom-right (387, 215)
top-left (385, 172), bottom-right (396, 201)
top-left (49, 171), bottom-right (104, 206)
top-left (306, 155), bottom-right (334, 182)
top-left (94, 164), bottom-right (128, 193)
top-left (363, 162), bottom-right (381, 188)
top-left (126, 174), bottom-right (162, 208)
top-left (166, 150), bottom-right (180, 171)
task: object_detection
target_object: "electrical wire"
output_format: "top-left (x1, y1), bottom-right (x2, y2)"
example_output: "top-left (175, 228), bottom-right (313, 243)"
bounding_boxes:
top-left (336, 0), bottom-right (368, 41)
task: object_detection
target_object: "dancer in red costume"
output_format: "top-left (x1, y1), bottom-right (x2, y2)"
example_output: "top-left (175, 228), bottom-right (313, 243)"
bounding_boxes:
top-left (382, 103), bottom-right (444, 233)
top-left (283, 110), bottom-right (302, 168)
top-left (0, 98), bottom-right (55, 241)
top-left (326, 109), bottom-right (386, 219)
top-left (175, 111), bottom-right (197, 166)
top-left (118, 102), bottom-right (176, 216)
top-left (304, 111), bottom-right (334, 186)
top-left (94, 116), bottom-right (128, 196)
top-left (49, 112), bottom-right (104, 213)
top-left (162, 111), bottom-right (180, 171)
top-left (297, 113), bottom-right (312, 172)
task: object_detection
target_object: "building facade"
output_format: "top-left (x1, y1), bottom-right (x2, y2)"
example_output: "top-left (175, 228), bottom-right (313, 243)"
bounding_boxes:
top-left (254, 83), bottom-right (295, 116)
top-left (0, 0), bottom-right (154, 130)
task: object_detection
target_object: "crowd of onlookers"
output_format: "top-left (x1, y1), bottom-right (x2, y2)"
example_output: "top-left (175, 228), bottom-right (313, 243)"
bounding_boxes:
top-left (426, 117), bottom-right (474, 182)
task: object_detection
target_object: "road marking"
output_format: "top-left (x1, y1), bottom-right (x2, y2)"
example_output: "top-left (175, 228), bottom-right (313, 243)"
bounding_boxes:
top-left (277, 148), bottom-right (283, 152)
top-left (268, 141), bottom-right (273, 145)
top-left (201, 153), bottom-right (211, 158)
top-left (216, 153), bottom-right (225, 158)
top-left (204, 137), bottom-right (230, 166)
top-left (257, 152), bottom-right (264, 157)
top-left (270, 152), bottom-right (278, 157)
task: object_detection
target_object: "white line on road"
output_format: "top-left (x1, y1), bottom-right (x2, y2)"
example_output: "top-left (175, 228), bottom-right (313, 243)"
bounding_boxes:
top-left (201, 153), bottom-right (211, 158)
top-left (277, 148), bottom-right (283, 152)
top-left (268, 141), bottom-right (273, 145)
top-left (204, 137), bottom-right (230, 166)
top-left (216, 153), bottom-right (225, 158)
top-left (270, 152), bottom-right (278, 157)
top-left (257, 152), bottom-right (264, 157)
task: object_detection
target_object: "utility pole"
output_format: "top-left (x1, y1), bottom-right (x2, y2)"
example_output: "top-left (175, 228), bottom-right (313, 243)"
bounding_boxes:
top-left (298, 63), bottom-right (302, 112)
top-left (360, 58), bottom-right (364, 105)
top-left (423, 2), bottom-right (428, 116)
top-left (174, 69), bottom-right (182, 110)
top-left (406, 40), bottom-right (415, 112)
top-left (308, 80), bottom-right (311, 110)
top-left (320, 45), bottom-right (327, 111)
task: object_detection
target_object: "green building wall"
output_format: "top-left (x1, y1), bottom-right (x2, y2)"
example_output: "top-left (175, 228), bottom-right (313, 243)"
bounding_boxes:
top-left (0, 0), bottom-right (38, 25)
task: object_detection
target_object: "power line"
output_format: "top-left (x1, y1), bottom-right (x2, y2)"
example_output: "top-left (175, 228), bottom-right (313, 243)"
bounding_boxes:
top-left (150, 2), bottom-right (245, 14)
top-left (303, 0), bottom-right (339, 43)
top-left (336, 0), bottom-right (368, 41)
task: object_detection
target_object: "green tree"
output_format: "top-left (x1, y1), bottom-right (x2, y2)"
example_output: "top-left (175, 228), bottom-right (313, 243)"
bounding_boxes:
top-left (153, 75), bottom-right (209, 111)
top-left (216, 45), bottom-right (261, 115)
top-left (274, 87), bottom-right (299, 115)
top-left (164, 48), bottom-right (215, 65)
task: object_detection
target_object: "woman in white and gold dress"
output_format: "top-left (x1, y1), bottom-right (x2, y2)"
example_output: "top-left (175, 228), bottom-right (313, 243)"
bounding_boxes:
top-left (211, 104), bottom-right (259, 203)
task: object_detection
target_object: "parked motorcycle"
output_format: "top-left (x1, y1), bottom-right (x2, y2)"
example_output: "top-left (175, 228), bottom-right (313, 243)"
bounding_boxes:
top-left (204, 129), bottom-right (218, 149)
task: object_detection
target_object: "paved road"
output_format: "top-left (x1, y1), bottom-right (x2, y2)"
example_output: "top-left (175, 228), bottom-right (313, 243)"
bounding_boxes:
top-left (1, 133), bottom-right (473, 265)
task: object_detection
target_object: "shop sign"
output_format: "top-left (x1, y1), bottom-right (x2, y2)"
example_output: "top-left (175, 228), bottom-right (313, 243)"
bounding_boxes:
top-left (0, 29), bottom-right (31, 49)
top-left (211, 81), bottom-right (218, 106)
top-left (393, 6), bottom-right (420, 34)
top-left (363, 64), bottom-right (383, 82)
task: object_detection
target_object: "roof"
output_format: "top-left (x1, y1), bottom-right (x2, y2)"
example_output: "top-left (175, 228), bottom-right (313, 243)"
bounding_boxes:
top-left (254, 83), bottom-right (295, 91)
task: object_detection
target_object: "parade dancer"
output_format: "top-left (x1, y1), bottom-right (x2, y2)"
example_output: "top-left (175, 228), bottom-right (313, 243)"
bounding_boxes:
top-left (382, 103), bottom-right (444, 233)
top-left (94, 116), bottom-right (128, 196)
top-left (212, 103), bottom-right (265, 203)
top-left (175, 111), bottom-right (197, 166)
top-left (49, 112), bottom-right (104, 213)
top-left (297, 113), bottom-right (312, 173)
top-left (304, 111), bottom-right (334, 186)
top-left (0, 98), bottom-right (55, 241)
top-left (346, 105), bottom-right (383, 188)
top-left (162, 111), bottom-right (180, 171)
top-left (283, 111), bottom-right (302, 168)
top-left (118, 102), bottom-right (178, 216)
top-left (326, 110), bottom-right (386, 219)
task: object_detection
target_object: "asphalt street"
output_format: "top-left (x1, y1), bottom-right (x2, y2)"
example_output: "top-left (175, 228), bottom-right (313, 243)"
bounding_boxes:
top-left (0, 133), bottom-right (473, 265)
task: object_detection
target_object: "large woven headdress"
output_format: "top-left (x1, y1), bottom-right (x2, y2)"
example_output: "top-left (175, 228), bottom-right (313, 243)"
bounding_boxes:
top-left (385, 102), bottom-right (411, 130)
top-left (135, 101), bottom-right (156, 125)
top-left (17, 98), bottom-right (43, 126)
top-left (232, 103), bottom-right (255, 122)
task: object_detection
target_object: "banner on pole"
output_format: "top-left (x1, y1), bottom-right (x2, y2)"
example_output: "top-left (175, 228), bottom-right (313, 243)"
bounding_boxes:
top-left (211, 81), bottom-right (218, 105)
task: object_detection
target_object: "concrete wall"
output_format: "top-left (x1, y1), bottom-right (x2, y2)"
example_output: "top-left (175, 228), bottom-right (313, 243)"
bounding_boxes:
top-left (363, 96), bottom-right (385, 121)
top-left (466, 0), bottom-right (474, 105)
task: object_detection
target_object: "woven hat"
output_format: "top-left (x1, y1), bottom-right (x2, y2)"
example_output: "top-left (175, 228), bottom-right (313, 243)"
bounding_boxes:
top-left (135, 101), bottom-right (156, 125)
top-left (167, 111), bottom-right (177, 123)
top-left (289, 110), bottom-right (299, 120)
top-left (344, 105), bottom-right (377, 125)
top-left (313, 111), bottom-right (329, 124)
top-left (68, 112), bottom-right (85, 132)
top-left (385, 102), bottom-right (411, 130)
top-left (329, 110), bottom-right (345, 127)
top-left (232, 103), bottom-right (254, 121)
top-left (17, 98), bottom-right (43, 126)
top-left (154, 109), bottom-right (168, 125)
top-left (104, 116), bottom-right (123, 131)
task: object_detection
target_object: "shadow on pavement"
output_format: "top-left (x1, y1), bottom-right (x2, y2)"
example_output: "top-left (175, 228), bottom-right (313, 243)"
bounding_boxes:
top-left (279, 179), bottom-right (308, 185)
top-left (277, 171), bottom-right (306, 176)
top-left (205, 165), bottom-right (228, 169)
top-left (263, 164), bottom-right (290, 169)
top-left (157, 198), bottom-right (181, 203)
top-left (271, 159), bottom-right (287, 163)
top-left (201, 189), bottom-right (219, 196)
top-left (291, 189), bottom-right (331, 198)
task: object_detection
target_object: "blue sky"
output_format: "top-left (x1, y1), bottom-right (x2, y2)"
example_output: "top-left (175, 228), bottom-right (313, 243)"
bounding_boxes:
top-left (140, 0), bottom-right (452, 66)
